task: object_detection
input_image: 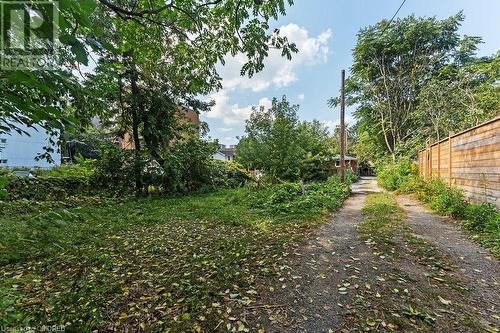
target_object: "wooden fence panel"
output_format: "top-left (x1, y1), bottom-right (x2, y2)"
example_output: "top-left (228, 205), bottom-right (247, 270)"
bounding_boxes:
top-left (418, 116), bottom-right (500, 208)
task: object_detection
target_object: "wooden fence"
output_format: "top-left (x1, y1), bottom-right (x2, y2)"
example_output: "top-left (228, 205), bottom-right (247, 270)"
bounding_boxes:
top-left (418, 116), bottom-right (500, 208)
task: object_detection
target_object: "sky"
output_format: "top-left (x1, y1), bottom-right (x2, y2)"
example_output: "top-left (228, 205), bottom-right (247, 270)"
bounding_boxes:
top-left (201, 0), bottom-right (500, 145)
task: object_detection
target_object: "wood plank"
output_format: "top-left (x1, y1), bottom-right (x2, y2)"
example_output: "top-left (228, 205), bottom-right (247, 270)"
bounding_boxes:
top-left (452, 166), bottom-right (500, 173)
top-left (451, 143), bottom-right (500, 156)
top-left (466, 194), bottom-right (500, 208)
top-left (453, 178), bottom-right (500, 189)
top-left (452, 172), bottom-right (500, 182)
top-left (455, 184), bottom-right (500, 198)
top-left (452, 119), bottom-right (500, 141)
top-left (453, 125), bottom-right (500, 145)
top-left (451, 150), bottom-right (500, 161)
top-left (452, 159), bottom-right (500, 168)
top-left (452, 135), bottom-right (500, 151)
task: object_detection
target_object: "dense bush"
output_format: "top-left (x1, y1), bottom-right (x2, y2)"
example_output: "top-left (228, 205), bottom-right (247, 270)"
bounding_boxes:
top-left (418, 179), bottom-right (466, 217)
top-left (93, 143), bottom-right (135, 192)
top-left (244, 176), bottom-right (352, 217)
top-left (463, 203), bottom-right (500, 233)
top-left (376, 157), bottom-right (417, 191)
top-left (5, 176), bottom-right (93, 201)
top-left (43, 158), bottom-right (96, 178)
top-left (209, 160), bottom-right (254, 189)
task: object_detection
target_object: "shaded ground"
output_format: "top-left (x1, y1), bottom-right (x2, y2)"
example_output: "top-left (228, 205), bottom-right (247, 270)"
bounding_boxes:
top-left (247, 178), bottom-right (499, 332)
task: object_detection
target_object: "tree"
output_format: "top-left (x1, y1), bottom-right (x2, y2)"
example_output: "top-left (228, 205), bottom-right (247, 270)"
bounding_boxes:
top-left (416, 53), bottom-right (500, 143)
top-left (58, 0), bottom-right (299, 194)
top-left (2, 0), bottom-right (298, 172)
top-left (237, 96), bottom-right (333, 182)
top-left (0, 0), bottom-right (100, 136)
top-left (331, 13), bottom-right (482, 159)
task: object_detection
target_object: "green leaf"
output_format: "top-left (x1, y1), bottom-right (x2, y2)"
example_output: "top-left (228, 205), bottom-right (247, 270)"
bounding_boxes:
top-left (71, 41), bottom-right (88, 65)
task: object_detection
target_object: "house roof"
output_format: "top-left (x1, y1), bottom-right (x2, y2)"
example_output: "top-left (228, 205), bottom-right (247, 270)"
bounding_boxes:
top-left (220, 146), bottom-right (236, 158)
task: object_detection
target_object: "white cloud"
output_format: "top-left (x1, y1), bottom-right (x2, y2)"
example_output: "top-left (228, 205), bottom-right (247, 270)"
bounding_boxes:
top-left (216, 127), bottom-right (233, 133)
top-left (206, 90), bottom-right (272, 125)
top-left (206, 23), bottom-right (331, 126)
top-left (218, 23), bottom-right (332, 93)
top-left (324, 115), bottom-right (356, 133)
top-left (298, 93), bottom-right (305, 101)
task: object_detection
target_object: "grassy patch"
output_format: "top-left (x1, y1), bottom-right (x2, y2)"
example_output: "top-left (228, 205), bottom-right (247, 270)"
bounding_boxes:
top-left (0, 180), bottom-right (349, 331)
top-left (360, 193), bottom-right (405, 253)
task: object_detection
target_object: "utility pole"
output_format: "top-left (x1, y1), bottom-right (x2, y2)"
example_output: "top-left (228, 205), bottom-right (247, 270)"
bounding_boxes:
top-left (339, 69), bottom-right (346, 183)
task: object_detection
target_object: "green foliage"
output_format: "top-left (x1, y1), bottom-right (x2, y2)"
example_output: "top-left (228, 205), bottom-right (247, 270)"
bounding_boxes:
top-left (44, 160), bottom-right (96, 178)
top-left (0, 176), bottom-right (8, 199)
top-left (338, 13), bottom-right (493, 158)
top-left (162, 136), bottom-right (218, 193)
top-left (209, 160), bottom-right (254, 189)
top-left (5, 177), bottom-right (92, 201)
top-left (463, 204), bottom-right (500, 233)
top-left (376, 157), bottom-right (418, 191)
top-left (94, 143), bottom-right (135, 192)
top-left (237, 96), bottom-right (334, 182)
top-left (244, 177), bottom-right (352, 219)
top-left (416, 54), bottom-right (500, 144)
top-left (419, 179), bottom-right (466, 217)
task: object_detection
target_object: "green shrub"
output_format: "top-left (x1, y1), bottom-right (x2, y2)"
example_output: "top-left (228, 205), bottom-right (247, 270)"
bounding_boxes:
top-left (44, 159), bottom-right (96, 178)
top-left (94, 143), bottom-right (135, 192)
top-left (5, 176), bottom-right (93, 201)
top-left (419, 179), bottom-right (466, 217)
top-left (0, 176), bottom-right (8, 199)
top-left (463, 203), bottom-right (500, 232)
top-left (209, 160), bottom-right (254, 189)
top-left (248, 177), bottom-right (350, 217)
top-left (376, 157), bottom-right (417, 191)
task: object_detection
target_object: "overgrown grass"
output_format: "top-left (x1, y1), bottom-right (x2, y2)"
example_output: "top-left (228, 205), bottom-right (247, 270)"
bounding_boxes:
top-left (0, 179), bottom-right (350, 331)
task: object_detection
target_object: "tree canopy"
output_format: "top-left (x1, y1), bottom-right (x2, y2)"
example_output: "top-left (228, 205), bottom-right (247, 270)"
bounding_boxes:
top-left (331, 13), bottom-right (499, 161)
top-left (237, 96), bottom-right (334, 181)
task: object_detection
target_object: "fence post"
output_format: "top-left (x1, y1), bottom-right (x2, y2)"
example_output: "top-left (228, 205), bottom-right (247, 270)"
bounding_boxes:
top-left (425, 139), bottom-right (429, 181)
top-left (448, 132), bottom-right (452, 186)
top-left (437, 139), bottom-right (441, 178)
top-left (429, 137), bottom-right (433, 179)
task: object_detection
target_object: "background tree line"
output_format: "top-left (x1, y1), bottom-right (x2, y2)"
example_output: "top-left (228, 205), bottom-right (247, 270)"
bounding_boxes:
top-left (332, 12), bottom-right (499, 162)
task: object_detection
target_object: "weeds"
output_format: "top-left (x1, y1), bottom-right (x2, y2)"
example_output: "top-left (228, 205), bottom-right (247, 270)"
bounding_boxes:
top-left (0, 180), bottom-right (350, 331)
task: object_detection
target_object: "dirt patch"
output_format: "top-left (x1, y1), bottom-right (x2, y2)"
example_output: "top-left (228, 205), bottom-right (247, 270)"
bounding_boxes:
top-left (397, 195), bottom-right (500, 329)
top-left (243, 178), bottom-right (386, 332)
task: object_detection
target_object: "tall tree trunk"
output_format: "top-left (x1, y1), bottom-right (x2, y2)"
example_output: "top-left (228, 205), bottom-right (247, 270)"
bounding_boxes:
top-left (130, 63), bottom-right (143, 196)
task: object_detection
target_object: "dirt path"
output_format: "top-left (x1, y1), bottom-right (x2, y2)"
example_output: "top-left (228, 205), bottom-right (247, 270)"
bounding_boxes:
top-left (397, 195), bottom-right (500, 328)
top-left (246, 178), bottom-right (384, 332)
top-left (245, 178), bottom-right (499, 332)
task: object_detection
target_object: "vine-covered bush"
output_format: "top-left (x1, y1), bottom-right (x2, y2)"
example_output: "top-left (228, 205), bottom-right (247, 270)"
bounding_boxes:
top-left (463, 203), bottom-right (500, 234)
top-left (246, 176), bottom-right (352, 216)
top-left (417, 179), bottom-right (466, 217)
